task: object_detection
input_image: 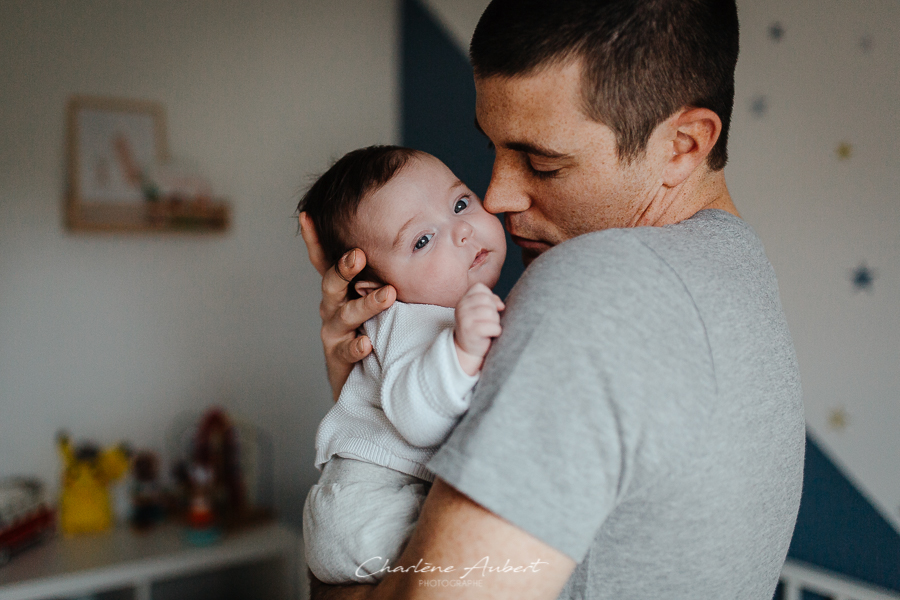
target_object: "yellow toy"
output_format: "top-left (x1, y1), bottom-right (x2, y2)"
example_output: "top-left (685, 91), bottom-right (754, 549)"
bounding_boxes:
top-left (57, 432), bottom-right (131, 535)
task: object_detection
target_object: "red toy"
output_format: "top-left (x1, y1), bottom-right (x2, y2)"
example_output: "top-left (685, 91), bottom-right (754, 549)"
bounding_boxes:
top-left (0, 478), bottom-right (55, 567)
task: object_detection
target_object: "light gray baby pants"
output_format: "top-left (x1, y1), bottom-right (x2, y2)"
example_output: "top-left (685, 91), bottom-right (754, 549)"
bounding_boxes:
top-left (303, 457), bottom-right (432, 584)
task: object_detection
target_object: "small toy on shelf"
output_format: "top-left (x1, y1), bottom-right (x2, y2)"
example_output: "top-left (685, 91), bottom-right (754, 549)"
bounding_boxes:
top-left (181, 462), bottom-right (222, 546)
top-left (130, 451), bottom-right (166, 531)
top-left (172, 408), bottom-right (245, 545)
top-left (57, 432), bottom-right (131, 536)
top-left (171, 407), bottom-right (273, 545)
top-left (0, 477), bottom-right (55, 566)
top-left (193, 408), bottom-right (247, 521)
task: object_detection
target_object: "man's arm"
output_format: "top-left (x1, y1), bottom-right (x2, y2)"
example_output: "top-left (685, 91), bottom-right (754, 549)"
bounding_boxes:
top-left (309, 572), bottom-right (374, 600)
top-left (311, 478), bottom-right (576, 600)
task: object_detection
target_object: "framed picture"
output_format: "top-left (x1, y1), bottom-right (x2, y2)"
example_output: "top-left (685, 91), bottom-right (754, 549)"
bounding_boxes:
top-left (65, 96), bottom-right (229, 233)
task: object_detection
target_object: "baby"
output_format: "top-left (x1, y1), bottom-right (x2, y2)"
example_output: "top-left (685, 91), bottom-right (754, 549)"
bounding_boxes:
top-left (298, 145), bottom-right (507, 584)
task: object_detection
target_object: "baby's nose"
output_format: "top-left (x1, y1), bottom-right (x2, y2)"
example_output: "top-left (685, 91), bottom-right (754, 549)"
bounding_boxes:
top-left (454, 221), bottom-right (474, 246)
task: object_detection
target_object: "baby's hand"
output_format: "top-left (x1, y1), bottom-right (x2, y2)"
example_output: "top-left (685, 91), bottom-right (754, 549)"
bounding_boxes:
top-left (454, 283), bottom-right (504, 376)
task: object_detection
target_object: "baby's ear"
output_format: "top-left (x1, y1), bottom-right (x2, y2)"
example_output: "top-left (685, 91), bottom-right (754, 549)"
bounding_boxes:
top-left (354, 280), bottom-right (381, 297)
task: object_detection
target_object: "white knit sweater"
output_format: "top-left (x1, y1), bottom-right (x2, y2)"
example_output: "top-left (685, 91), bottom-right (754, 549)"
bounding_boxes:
top-left (313, 301), bottom-right (478, 482)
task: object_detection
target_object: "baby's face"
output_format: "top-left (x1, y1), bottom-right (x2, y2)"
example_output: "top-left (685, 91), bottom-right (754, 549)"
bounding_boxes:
top-left (351, 154), bottom-right (507, 308)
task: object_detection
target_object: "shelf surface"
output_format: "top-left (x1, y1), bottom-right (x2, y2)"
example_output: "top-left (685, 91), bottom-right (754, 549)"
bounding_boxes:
top-left (0, 522), bottom-right (300, 600)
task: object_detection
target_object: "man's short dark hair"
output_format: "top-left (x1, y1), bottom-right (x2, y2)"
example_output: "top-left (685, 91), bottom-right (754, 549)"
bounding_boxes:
top-left (470, 0), bottom-right (739, 171)
top-left (297, 145), bottom-right (420, 294)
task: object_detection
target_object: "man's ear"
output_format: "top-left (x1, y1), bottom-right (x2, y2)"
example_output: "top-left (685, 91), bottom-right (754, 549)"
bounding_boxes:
top-left (662, 108), bottom-right (722, 187)
top-left (354, 280), bottom-right (382, 298)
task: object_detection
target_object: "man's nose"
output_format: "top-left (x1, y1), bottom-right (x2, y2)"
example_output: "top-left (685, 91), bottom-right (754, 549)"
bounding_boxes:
top-left (453, 220), bottom-right (474, 246)
top-left (483, 158), bottom-right (531, 215)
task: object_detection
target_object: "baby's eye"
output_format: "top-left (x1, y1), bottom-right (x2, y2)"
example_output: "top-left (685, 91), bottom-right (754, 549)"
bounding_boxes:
top-left (414, 233), bottom-right (433, 251)
top-left (454, 197), bottom-right (470, 213)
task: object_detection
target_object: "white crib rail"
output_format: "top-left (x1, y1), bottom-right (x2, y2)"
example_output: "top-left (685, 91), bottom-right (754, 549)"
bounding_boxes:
top-left (780, 559), bottom-right (900, 600)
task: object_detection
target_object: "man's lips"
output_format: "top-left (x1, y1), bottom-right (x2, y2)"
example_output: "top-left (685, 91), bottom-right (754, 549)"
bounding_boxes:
top-left (510, 235), bottom-right (551, 252)
top-left (470, 248), bottom-right (489, 269)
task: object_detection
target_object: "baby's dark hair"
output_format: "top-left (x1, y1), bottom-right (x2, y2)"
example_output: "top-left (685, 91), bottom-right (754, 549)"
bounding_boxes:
top-left (297, 145), bottom-right (421, 297)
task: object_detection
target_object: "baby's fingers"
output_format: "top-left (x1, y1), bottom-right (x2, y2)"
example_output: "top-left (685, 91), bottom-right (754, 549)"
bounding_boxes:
top-left (493, 293), bottom-right (505, 311)
top-left (459, 288), bottom-right (503, 311)
top-left (463, 303), bottom-right (503, 323)
top-left (469, 320), bottom-right (502, 339)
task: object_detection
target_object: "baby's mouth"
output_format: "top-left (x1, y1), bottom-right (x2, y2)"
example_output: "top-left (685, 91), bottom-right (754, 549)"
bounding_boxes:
top-left (470, 249), bottom-right (489, 269)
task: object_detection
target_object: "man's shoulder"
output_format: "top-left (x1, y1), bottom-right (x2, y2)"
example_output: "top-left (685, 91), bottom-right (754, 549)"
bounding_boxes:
top-left (516, 210), bottom-right (760, 304)
top-left (511, 228), bottom-right (679, 311)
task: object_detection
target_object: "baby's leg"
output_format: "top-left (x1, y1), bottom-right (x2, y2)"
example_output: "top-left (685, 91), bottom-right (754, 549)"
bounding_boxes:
top-left (303, 457), bottom-right (431, 584)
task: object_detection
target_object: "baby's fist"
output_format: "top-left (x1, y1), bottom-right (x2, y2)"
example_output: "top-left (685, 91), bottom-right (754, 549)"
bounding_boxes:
top-left (454, 283), bottom-right (504, 376)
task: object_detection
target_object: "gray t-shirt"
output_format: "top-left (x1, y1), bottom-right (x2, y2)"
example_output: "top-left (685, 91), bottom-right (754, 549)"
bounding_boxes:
top-left (428, 209), bottom-right (805, 599)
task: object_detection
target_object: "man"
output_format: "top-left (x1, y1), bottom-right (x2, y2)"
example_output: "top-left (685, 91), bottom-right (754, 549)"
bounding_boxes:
top-left (300, 1), bottom-right (805, 598)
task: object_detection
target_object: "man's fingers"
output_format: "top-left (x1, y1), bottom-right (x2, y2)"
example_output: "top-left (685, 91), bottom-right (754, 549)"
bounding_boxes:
top-left (357, 285), bottom-right (397, 323)
top-left (299, 212), bottom-right (329, 276)
top-left (351, 336), bottom-right (373, 360)
top-left (366, 284), bottom-right (397, 312)
top-left (335, 335), bottom-right (373, 365)
top-left (336, 248), bottom-right (367, 284)
top-left (335, 285), bottom-right (396, 330)
top-left (322, 249), bottom-right (365, 298)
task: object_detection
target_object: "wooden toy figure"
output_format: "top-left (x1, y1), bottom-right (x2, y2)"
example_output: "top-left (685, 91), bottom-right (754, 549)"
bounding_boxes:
top-left (57, 432), bottom-right (130, 535)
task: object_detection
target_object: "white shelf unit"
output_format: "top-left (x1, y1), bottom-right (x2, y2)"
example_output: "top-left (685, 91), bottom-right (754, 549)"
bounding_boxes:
top-left (0, 522), bottom-right (306, 600)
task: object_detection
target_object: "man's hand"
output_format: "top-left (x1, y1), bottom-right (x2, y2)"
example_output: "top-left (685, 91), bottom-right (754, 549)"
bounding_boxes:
top-left (300, 212), bottom-right (396, 400)
top-left (453, 283), bottom-right (504, 376)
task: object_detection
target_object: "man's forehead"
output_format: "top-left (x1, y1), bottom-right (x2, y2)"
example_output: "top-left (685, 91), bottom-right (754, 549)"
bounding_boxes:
top-left (475, 61), bottom-right (583, 111)
top-left (475, 64), bottom-right (587, 141)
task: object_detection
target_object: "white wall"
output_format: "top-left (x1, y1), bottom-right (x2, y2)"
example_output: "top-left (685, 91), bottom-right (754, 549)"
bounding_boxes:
top-left (0, 0), bottom-right (398, 526)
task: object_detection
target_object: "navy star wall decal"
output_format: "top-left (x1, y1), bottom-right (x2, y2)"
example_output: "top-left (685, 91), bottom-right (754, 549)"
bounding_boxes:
top-left (851, 263), bottom-right (877, 292)
top-left (768, 22), bottom-right (785, 42)
top-left (750, 95), bottom-right (768, 118)
top-left (859, 34), bottom-right (874, 54)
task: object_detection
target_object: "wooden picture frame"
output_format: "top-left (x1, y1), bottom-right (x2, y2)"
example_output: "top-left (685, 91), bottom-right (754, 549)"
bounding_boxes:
top-left (65, 96), bottom-right (230, 233)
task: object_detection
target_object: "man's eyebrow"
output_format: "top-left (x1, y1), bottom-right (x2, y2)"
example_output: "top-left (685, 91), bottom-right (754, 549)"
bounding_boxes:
top-left (505, 141), bottom-right (569, 159)
top-left (473, 117), bottom-right (569, 159)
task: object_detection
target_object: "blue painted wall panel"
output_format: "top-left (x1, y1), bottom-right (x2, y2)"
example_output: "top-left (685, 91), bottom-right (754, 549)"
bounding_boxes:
top-left (789, 434), bottom-right (900, 591)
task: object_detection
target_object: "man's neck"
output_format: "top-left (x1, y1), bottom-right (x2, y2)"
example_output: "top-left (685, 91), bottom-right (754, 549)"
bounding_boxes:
top-left (636, 169), bottom-right (739, 227)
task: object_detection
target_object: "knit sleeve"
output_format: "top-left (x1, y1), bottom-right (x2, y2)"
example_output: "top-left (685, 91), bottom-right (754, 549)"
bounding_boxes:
top-left (368, 303), bottom-right (479, 448)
